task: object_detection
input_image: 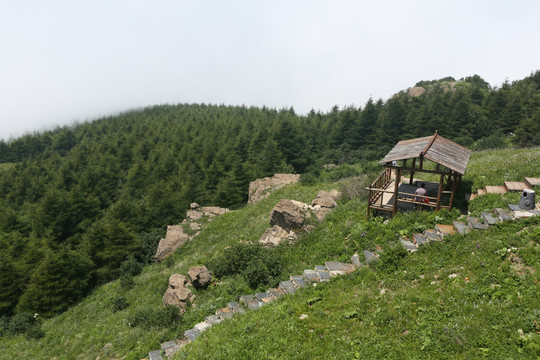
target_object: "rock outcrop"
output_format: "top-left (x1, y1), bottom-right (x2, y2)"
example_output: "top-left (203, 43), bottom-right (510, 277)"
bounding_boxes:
top-left (162, 274), bottom-right (194, 312)
top-left (258, 225), bottom-right (296, 248)
top-left (154, 225), bottom-right (190, 261)
top-left (155, 203), bottom-right (230, 261)
top-left (259, 190), bottom-right (340, 247)
top-left (187, 266), bottom-right (212, 289)
top-left (269, 199), bottom-right (310, 231)
top-left (248, 174), bottom-right (301, 204)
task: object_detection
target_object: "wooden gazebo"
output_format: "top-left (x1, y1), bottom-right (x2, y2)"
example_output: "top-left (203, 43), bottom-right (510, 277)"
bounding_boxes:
top-left (367, 132), bottom-right (472, 217)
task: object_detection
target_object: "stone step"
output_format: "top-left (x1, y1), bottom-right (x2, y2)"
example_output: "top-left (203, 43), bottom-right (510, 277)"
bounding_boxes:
top-left (363, 250), bottom-right (379, 265)
top-left (239, 294), bottom-right (254, 305)
top-left (485, 185), bottom-right (508, 194)
top-left (161, 340), bottom-right (177, 351)
top-left (468, 217), bottom-right (488, 230)
top-left (315, 265), bottom-right (326, 272)
top-left (325, 261), bottom-right (356, 276)
top-left (452, 221), bottom-right (471, 235)
top-left (184, 328), bottom-right (200, 342)
top-left (504, 181), bottom-right (530, 192)
top-left (350, 253), bottom-right (363, 268)
top-left (149, 349), bottom-right (163, 360)
top-left (399, 237), bottom-right (417, 252)
top-left (279, 280), bottom-right (296, 294)
top-left (494, 208), bottom-right (513, 221)
top-left (524, 177), bottom-right (540, 188)
top-left (481, 212), bottom-right (498, 226)
top-left (303, 269), bottom-right (320, 283)
top-left (477, 188), bottom-right (487, 196)
top-left (228, 301), bottom-right (245, 314)
top-left (412, 233), bottom-right (429, 246)
top-left (315, 269), bottom-right (331, 282)
top-left (435, 224), bottom-right (455, 238)
top-left (216, 307), bottom-right (234, 320)
top-left (255, 292), bottom-right (274, 304)
top-left (194, 321), bottom-right (212, 332)
top-left (205, 314), bottom-right (222, 325)
top-left (268, 287), bottom-right (286, 298)
top-left (290, 275), bottom-right (308, 288)
top-left (245, 298), bottom-right (263, 310)
top-left (424, 229), bottom-right (442, 242)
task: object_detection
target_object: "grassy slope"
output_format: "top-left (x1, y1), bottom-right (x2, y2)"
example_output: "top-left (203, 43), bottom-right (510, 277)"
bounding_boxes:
top-left (1, 148), bottom-right (539, 359)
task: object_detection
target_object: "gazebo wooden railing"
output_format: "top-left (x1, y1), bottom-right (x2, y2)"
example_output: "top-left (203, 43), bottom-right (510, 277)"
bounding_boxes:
top-left (367, 167), bottom-right (392, 208)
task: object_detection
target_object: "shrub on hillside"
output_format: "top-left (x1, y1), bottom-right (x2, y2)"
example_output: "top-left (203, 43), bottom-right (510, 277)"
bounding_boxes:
top-left (118, 255), bottom-right (142, 277)
top-left (127, 306), bottom-right (180, 329)
top-left (209, 244), bottom-right (283, 290)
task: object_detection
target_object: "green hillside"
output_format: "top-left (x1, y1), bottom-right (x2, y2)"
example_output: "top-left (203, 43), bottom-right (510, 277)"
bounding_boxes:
top-left (0, 147), bottom-right (538, 359)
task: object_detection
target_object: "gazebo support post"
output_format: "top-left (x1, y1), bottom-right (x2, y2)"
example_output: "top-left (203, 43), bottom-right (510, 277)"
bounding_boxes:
top-left (449, 172), bottom-right (458, 209)
top-left (392, 168), bottom-right (401, 216)
top-left (436, 173), bottom-right (444, 210)
top-left (409, 158), bottom-right (416, 185)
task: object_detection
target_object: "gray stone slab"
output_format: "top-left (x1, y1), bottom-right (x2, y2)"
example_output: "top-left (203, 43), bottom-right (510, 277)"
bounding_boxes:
top-left (513, 209), bottom-right (540, 219)
top-left (205, 314), bottom-right (222, 325)
top-left (184, 328), bottom-right (200, 342)
top-left (279, 280), bottom-right (296, 294)
top-left (216, 307), bottom-right (234, 320)
top-left (194, 321), bottom-right (212, 332)
top-left (481, 212), bottom-right (498, 225)
top-left (303, 269), bottom-right (320, 283)
top-left (413, 233), bottom-right (429, 246)
top-left (246, 299), bottom-right (263, 310)
top-left (227, 302), bottom-right (241, 311)
top-left (165, 344), bottom-right (183, 358)
top-left (468, 217), bottom-right (488, 230)
top-left (239, 294), bottom-right (254, 305)
top-left (435, 224), bottom-right (456, 237)
top-left (399, 237), bottom-right (417, 252)
top-left (268, 287), bottom-right (286, 298)
top-left (316, 270), bottom-right (331, 282)
top-left (161, 340), bottom-right (177, 351)
top-left (351, 253), bottom-right (363, 268)
top-left (325, 261), bottom-right (356, 276)
top-left (424, 229), bottom-right (442, 242)
top-left (255, 292), bottom-right (272, 302)
top-left (453, 221), bottom-right (471, 235)
top-left (290, 275), bottom-right (308, 288)
top-left (495, 208), bottom-right (513, 221)
top-left (149, 350), bottom-right (163, 360)
top-left (508, 204), bottom-right (521, 212)
top-left (363, 250), bottom-right (379, 265)
top-left (315, 265), bottom-right (326, 272)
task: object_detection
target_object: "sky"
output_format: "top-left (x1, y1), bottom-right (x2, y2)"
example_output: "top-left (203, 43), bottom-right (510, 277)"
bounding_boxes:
top-left (1, 0), bottom-right (539, 140)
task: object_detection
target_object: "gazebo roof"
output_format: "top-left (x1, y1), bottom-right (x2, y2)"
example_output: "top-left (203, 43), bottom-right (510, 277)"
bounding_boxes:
top-left (379, 133), bottom-right (472, 174)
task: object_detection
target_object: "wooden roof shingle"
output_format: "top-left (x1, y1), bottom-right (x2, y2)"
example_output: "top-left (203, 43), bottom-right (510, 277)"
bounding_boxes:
top-left (380, 133), bottom-right (472, 174)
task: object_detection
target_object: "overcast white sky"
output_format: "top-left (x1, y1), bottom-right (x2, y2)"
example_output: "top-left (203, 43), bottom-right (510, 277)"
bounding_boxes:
top-left (1, 0), bottom-right (539, 140)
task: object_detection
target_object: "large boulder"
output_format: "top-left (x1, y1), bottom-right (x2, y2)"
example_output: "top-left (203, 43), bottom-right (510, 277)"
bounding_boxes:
top-left (269, 199), bottom-right (310, 231)
top-left (162, 274), bottom-right (194, 312)
top-left (248, 174), bottom-right (301, 204)
top-left (154, 226), bottom-right (190, 261)
top-left (187, 266), bottom-right (212, 289)
top-left (258, 225), bottom-right (290, 247)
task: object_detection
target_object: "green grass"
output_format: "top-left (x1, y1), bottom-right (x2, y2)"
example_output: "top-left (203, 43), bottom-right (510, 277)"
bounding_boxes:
top-left (1, 149), bottom-right (539, 359)
top-left (177, 217), bottom-right (540, 359)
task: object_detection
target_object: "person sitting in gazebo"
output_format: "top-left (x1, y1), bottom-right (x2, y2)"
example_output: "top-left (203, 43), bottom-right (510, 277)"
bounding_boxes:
top-left (414, 183), bottom-right (428, 205)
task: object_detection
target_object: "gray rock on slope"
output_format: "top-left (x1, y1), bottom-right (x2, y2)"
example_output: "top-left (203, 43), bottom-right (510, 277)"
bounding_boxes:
top-left (154, 225), bottom-right (190, 261)
top-left (248, 174), bottom-right (301, 204)
top-left (187, 266), bottom-right (212, 289)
